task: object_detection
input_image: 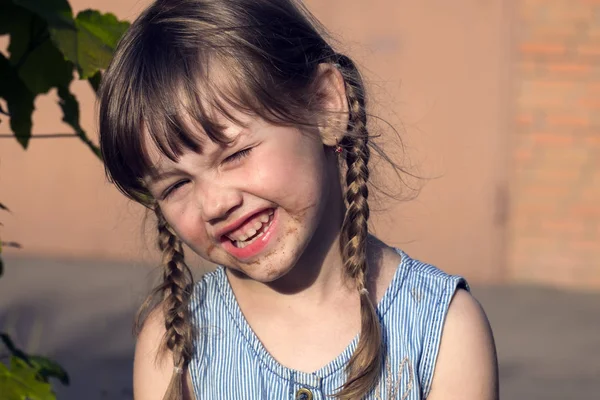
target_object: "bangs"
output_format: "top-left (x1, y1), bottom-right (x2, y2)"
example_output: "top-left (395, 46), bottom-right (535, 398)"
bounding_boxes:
top-left (99, 0), bottom-right (326, 204)
top-left (100, 46), bottom-right (304, 204)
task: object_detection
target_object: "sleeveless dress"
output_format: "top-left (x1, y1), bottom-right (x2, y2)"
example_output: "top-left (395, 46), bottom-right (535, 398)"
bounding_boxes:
top-left (188, 249), bottom-right (468, 399)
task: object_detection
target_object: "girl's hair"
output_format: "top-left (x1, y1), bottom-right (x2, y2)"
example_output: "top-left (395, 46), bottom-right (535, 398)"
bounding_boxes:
top-left (99, 0), bottom-right (381, 398)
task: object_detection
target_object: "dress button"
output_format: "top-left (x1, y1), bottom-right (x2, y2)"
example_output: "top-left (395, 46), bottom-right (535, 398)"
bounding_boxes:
top-left (295, 388), bottom-right (313, 400)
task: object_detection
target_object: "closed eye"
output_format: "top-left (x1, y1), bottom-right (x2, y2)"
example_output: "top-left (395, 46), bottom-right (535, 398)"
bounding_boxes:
top-left (224, 148), bottom-right (252, 164)
top-left (161, 179), bottom-right (189, 200)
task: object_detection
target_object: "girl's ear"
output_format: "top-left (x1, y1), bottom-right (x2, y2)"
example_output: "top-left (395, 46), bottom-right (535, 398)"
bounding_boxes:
top-left (314, 63), bottom-right (349, 146)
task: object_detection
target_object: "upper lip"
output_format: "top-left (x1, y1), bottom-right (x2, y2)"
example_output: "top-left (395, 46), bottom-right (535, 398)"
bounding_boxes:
top-left (216, 207), bottom-right (273, 240)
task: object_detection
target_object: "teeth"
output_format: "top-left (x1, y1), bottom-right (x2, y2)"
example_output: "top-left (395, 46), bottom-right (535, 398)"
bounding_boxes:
top-left (226, 209), bottom-right (275, 244)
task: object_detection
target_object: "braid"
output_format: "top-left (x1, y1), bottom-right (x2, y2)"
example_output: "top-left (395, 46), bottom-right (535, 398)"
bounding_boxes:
top-left (154, 207), bottom-right (195, 400)
top-left (334, 54), bottom-right (382, 399)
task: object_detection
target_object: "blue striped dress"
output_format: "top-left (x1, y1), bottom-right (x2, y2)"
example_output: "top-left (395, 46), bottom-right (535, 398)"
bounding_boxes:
top-left (188, 249), bottom-right (468, 399)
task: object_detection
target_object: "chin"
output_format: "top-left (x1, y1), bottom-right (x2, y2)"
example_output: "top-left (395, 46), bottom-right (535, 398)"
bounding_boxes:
top-left (235, 241), bottom-right (307, 283)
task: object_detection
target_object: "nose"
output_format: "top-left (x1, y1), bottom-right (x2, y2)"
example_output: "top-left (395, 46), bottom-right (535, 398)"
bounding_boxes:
top-left (197, 180), bottom-right (243, 223)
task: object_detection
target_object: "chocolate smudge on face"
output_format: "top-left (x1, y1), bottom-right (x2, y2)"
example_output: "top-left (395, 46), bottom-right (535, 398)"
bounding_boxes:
top-left (205, 243), bottom-right (217, 258)
top-left (289, 202), bottom-right (317, 223)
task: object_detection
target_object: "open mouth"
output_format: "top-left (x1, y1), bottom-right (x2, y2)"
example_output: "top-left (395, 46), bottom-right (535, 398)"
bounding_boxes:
top-left (225, 209), bottom-right (275, 249)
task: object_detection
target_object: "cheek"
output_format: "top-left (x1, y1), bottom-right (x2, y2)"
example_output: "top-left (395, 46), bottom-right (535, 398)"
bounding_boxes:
top-left (165, 207), bottom-right (209, 250)
top-left (250, 142), bottom-right (327, 203)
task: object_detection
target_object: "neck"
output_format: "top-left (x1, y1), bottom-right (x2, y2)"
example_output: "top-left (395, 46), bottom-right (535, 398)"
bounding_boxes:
top-left (227, 165), bottom-right (353, 305)
top-left (228, 214), bottom-right (352, 305)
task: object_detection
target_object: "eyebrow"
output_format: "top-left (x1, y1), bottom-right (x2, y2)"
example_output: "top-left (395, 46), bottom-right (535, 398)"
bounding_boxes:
top-left (145, 128), bottom-right (250, 185)
top-left (145, 167), bottom-right (184, 186)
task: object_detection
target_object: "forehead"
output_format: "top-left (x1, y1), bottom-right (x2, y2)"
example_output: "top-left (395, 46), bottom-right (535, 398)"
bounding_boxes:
top-left (141, 108), bottom-right (253, 172)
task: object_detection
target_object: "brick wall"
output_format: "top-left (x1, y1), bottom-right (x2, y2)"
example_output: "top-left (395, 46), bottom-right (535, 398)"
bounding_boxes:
top-left (509, 0), bottom-right (600, 289)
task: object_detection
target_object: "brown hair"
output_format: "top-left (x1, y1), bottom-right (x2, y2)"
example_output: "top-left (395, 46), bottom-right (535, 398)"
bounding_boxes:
top-left (99, 0), bottom-right (383, 398)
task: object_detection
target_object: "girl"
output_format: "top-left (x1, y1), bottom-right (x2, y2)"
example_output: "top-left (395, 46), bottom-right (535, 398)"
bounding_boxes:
top-left (99, 0), bottom-right (498, 399)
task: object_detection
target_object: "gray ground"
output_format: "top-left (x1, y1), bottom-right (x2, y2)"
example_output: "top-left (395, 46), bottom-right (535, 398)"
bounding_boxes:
top-left (1, 256), bottom-right (599, 399)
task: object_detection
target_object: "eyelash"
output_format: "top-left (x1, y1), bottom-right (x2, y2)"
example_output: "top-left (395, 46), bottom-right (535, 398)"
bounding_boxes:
top-left (161, 180), bottom-right (188, 200)
top-left (160, 148), bottom-right (253, 200)
top-left (224, 147), bottom-right (252, 163)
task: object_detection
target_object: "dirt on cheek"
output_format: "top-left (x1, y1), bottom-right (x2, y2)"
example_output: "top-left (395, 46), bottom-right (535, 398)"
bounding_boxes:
top-left (205, 243), bottom-right (217, 258)
top-left (289, 203), bottom-right (316, 224)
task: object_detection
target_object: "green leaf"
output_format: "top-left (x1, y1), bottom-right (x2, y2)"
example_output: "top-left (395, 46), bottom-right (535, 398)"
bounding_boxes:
top-left (87, 70), bottom-right (102, 94)
top-left (6, 10), bottom-right (43, 63)
top-left (17, 38), bottom-right (74, 95)
top-left (29, 356), bottom-right (69, 385)
top-left (0, 333), bottom-right (27, 360)
top-left (57, 85), bottom-right (101, 159)
top-left (0, 53), bottom-right (35, 148)
top-left (2, 3), bottom-right (73, 96)
top-left (0, 357), bottom-right (55, 400)
top-left (51, 10), bottom-right (130, 79)
top-left (0, 2), bottom-right (31, 36)
top-left (0, 362), bottom-right (23, 400)
top-left (13, 0), bottom-right (74, 29)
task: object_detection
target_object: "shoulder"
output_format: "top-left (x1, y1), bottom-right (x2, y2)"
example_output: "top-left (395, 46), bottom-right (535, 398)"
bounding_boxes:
top-left (386, 251), bottom-right (468, 319)
top-left (427, 289), bottom-right (499, 400)
top-left (134, 307), bottom-right (195, 400)
top-left (381, 251), bottom-right (478, 394)
top-left (189, 267), bottom-right (225, 306)
top-left (134, 308), bottom-right (171, 400)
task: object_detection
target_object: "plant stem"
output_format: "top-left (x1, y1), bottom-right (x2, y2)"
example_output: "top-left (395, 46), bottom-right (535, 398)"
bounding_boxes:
top-left (0, 133), bottom-right (77, 138)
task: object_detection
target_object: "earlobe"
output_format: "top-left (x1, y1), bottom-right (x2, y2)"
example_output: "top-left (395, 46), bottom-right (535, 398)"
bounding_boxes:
top-left (315, 63), bottom-right (349, 147)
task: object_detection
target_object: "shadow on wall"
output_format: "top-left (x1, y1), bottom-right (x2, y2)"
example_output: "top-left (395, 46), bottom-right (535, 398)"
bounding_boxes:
top-left (0, 300), bottom-right (134, 399)
top-left (2, 257), bottom-right (600, 400)
top-left (0, 256), bottom-right (154, 399)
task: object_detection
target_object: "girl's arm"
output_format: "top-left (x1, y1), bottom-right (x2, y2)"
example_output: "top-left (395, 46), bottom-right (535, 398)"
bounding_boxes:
top-left (133, 310), bottom-right (195, 400)
top-left (427, 289), bottom-right (499, 400)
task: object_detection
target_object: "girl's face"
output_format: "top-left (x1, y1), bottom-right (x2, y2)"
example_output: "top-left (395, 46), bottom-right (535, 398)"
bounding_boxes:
top-left (145, 111), bottom-right (344, 284)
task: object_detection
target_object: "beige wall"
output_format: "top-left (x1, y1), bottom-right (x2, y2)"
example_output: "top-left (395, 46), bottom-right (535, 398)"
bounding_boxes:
top-left (0, 0), bottom-right (511, 283)
top-left (507, 0), bottom-right (600, 290)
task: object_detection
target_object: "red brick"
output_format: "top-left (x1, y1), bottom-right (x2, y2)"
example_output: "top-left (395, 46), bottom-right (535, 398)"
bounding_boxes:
top-left (520, 42), bottom-right (566, 56)
top-left (513, 201), bottom-right (557, 215)
top-left (544, 4), bottom-right (594, 22)
top-left (510, 0), bottom-right (600, 289)
top-left (517, 61), bottom-right (539, 76)
top-left (522, 184), bottom-right (572, 198)
top-left (584, 135), bottom-right (600, 146)
top-left (510, 214), bottom-right (537, 231)
top-left (531, 132), bottom-right (574, 145)
top-left (570, 240), bottom-right (600, 251)
top-left (584, 83), bottom-right (600, 94)
top-left (530, 167), bottom-right (581, 183)
top-left (541, 219), bottom-right (586, 235)
top-left (578, 44), bottom-right (600, 57)
top-left (518, 81), bottom-right (580, 108)
top-left (514, 148), bottom-right (533, 163)
top-left (578, 97), bottom-right (600, 109)
top-left (539, 152), bottom-right (587, 168)
top-left (546, 63), bottom-right (591, 77)
top-left (581, 187), bottom-right (600, 202)
top-left (546, 114), bottom-right (589, 127)
top-left (515, 113), bottom-right (534, 126)
top-left (571, 204), bottom-right (600, 218)
top-left (528, 25), bottom-right (577, 41)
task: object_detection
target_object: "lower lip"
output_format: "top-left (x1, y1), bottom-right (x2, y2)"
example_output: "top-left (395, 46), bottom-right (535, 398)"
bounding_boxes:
top-left (221, 209), bottom-right (278, 260)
